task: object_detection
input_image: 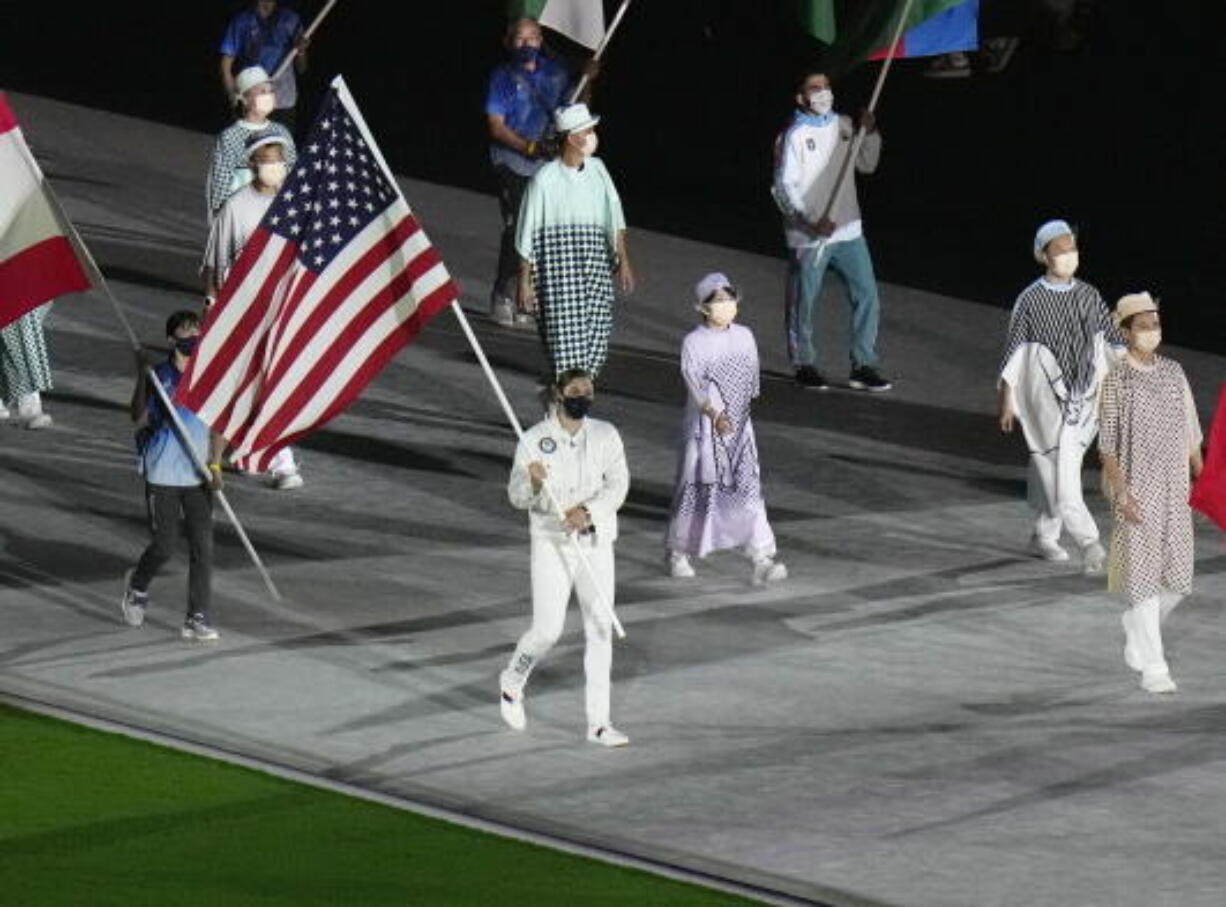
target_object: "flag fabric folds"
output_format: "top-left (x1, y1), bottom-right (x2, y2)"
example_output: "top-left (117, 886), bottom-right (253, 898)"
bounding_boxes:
top-left (798, 0), bottom-right (838, 44)
top-left (177, 77), bottom-right (457, 472)
top-left (1191, 384), bottom-right (1226, 532)
top-left (0, 93), bottom-right (92, 330)
top-left (508, 0), bottom-right (606, 50)
top-left (871, 0), bottom-right (978, 59)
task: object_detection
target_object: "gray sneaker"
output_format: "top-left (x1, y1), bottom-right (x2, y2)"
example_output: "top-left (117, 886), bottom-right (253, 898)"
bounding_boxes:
top-left (120, 569), bottom-right (146, 628)
top-left (490, 295), bottom-right (515, 327)
top-left (181, 614), bottom-right (220, 642)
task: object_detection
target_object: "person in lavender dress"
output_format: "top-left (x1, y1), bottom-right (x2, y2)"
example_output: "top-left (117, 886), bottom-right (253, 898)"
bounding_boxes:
top-left (665, 273), bottom-right (787, 586)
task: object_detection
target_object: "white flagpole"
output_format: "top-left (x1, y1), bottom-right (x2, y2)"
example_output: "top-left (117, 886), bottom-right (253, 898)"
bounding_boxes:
top-left (567, 0), bottom-right (633, 104)
top-left (270, 0), bottom-right (339, 83)
top-left (335, 75), bottom-right (626, 639)
top-left (38, 176), bottom-right (283, 603)
top-left (807, 0), bottom-right (917, 257)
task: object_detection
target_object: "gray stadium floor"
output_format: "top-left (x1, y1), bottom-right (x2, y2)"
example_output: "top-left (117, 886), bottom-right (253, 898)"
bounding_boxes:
top-left (4, 94), bottom-right (1226, 907)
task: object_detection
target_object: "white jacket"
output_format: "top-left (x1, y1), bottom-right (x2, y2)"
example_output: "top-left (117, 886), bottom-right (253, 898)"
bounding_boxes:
top-left (508, 414), bottom-right (629, 541)
top-left (773, 111), bottom-right (881, 249)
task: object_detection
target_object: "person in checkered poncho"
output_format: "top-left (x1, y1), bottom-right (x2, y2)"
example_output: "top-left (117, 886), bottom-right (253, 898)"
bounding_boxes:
top-left (515, 104), bottom-right (634, 378)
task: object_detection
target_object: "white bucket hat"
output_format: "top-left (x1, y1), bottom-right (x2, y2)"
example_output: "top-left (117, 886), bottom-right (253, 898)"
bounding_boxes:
top-left (1113, 292), bottom-right (1159, 328)
top-left (554, 103), bottom-right (600, 134)
top-left (236, 66), bottom-right (273, 97)
top-left (1033, 219), bottom-right (1074, 264)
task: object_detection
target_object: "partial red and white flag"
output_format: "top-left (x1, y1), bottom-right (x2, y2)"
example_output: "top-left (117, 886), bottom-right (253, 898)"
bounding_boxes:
top-left (176, 76), bottom-right (457, 471)
top-left (0, 93), bottom-right (92, 329)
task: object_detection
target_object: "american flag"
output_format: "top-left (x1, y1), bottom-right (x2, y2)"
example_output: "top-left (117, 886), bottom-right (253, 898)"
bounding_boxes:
top-left (177, 77), bottom-right (458, 471)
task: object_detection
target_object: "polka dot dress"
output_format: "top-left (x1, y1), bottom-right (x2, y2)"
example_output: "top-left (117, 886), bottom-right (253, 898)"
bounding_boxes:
top-left (1098, 355), bottom-right (1202, 604)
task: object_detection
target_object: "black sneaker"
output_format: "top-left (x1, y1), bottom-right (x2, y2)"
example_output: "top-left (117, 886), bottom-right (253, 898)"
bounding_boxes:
top-left (848, 366), bottom-right (892, 392)
top-left (795, 366), bottom-right (829, 390)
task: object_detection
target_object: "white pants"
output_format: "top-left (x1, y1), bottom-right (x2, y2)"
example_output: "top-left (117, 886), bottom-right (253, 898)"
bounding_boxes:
top-left (503, 535), bottom-right (614, 728)
top-left (0, 391), bottom-right (43, 419)
top-left (1029, 424), bottom-right (1099, 547)
top-left (1124, 591), bottom-right (1184, 679)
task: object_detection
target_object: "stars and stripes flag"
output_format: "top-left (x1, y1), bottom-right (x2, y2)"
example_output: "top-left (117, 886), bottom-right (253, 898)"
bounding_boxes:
top-left (177, 76), bottom-right (458, 470)
top-left (0, 93), bottom-right (93, 329)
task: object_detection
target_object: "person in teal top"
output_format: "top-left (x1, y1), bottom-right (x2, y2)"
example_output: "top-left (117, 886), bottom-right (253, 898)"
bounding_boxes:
top-left (515, 104), bottom-right (634, 379)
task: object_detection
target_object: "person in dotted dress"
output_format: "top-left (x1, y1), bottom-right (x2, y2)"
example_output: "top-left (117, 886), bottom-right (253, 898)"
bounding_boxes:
top-left (665, 273), bottom-right (787, 586)
top-left (1099, 293), bottom-right (1203, 694)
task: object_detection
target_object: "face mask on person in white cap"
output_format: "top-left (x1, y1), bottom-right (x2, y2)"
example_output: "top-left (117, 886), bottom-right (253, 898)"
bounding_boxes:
top-left (1033, 219), bottom-right (1078, 281)
top-left (236, 66), bottom-right (276, 118)
top-left (694, 272), bottom-right (739, 328)
top-left (246, 135), bottom-right (289, 190)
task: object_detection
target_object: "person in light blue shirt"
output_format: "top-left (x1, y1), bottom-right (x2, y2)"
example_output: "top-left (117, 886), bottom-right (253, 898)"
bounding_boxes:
top-left (120, 311), bottom-right (227, 642)
top-left (219, 0), bottom-right (308, 130)
top-left (484, 16), bottom-right (594, 326)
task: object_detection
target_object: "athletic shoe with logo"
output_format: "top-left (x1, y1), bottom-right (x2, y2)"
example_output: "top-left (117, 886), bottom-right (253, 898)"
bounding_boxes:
top-left (848, 366), bottom-right (892, 392)
top-left (181, 614), bottom-right (220, 642)
top-left (499, 687), bottom-right (526, 731)
top-left (587, 725), bottom-right (629, 747)
top-left (120, 569), bottom-right (147, 628)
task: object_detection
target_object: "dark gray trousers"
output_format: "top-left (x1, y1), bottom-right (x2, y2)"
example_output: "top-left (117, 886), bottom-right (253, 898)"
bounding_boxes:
top-left (131, 483), bottom-right (214, 621)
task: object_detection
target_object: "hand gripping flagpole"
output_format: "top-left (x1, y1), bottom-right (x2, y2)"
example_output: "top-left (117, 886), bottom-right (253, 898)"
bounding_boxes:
top-left (566, 0), bottom-right (633, 105)
top-left (270, 0), bottom-right (339, 82)
top-left (804, 0), bottom-right (917, 261)
top-left (38, 176), bottom-right (283, 603)
top-left (335, 75), bottom-right (626, 640)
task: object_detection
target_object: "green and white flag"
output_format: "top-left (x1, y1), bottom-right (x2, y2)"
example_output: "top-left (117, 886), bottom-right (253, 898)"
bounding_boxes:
top-left (508, 0), bottom-right (606, 50)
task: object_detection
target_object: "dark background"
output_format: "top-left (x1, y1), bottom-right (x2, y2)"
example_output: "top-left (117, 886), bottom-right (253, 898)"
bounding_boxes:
top-left (2, 1), bottom-right (1222, 352)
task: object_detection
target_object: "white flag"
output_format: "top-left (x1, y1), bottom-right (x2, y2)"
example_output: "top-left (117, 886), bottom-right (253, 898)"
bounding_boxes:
top-left (538, 0), bottom-right (605, 50)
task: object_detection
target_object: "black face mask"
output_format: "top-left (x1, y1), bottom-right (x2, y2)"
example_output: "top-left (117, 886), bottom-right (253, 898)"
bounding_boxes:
top-left (561, 395), bottom-right (593, 420)
top-left (174, 337), bottom-right (199, 357)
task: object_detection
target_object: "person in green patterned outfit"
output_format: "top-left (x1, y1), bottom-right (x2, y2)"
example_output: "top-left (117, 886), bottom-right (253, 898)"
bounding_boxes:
top-left (0, 304), bottom-right (53, 429)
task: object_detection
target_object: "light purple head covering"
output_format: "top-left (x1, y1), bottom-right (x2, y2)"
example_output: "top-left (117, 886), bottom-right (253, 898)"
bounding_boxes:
top-left (1033, 219), bottom-right (1074, 264)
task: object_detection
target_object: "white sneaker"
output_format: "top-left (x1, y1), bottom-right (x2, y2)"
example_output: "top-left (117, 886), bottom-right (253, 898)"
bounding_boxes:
top-left (587, 725), bottom-right (629, 747)
top-left (1030, 536), bottom-right (1070, 562)
top-left (181, 614), bottom-right (220, 642)
top-left (272, 472), bottom-right (304, 490)
top-left (511, 310), bottom-right (536, 330)
top-left (1082, 541), bottom-right (1106, 575)
top-left (491, 296), bottom-right (515, 327)
top-left (752, 558), bottom-right (788, 586)
top-left (1140, 672), bottom-right (1177, 694)
top-left (500, 688), bottom-right (526, 731)
top-left (23, 413), bottom-right (52, 430)
top-left (668, 552), bottom-right (695, 578)
top-left (0, 405), bottom-right (11, 421)
top-left (120, 569), bottom-right (146, 628)
top-left (1120, 611), bottom-right (1142, 672)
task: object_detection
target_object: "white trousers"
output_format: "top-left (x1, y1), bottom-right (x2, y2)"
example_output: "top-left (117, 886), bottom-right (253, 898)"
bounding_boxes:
top-left (1029, 424), bottom-right (1099, 547)
top-left (1124, 591), bottom-right (1184, 679)
top-left (503, 535), bottom-right (615, 728)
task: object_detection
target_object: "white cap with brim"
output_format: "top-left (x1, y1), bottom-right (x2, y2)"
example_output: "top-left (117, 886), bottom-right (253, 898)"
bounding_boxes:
top-left (554, 103), bottom-right (600, 134)
top-left (1113, 292), bottom-right (1159, 328)
top-left (1033, 219), bottom-right (1074, 264)
top-left (245, 134), bottom-right (290, 160)
top-left (236, 66), bottom-right (273, 97)
top-left (694, 272), bottom-right (737, 310)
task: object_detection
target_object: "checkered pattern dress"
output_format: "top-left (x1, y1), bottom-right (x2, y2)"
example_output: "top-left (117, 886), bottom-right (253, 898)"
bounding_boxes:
top-left (1099, 355), bottom-right (1202, 604)
top-left (666, 324), bottom-right (776, 559)
top-left (516, 158), bottom-right (626, 377)
top-left (0, 305), bottom-right (53, 406)
top-left (531, 224), bottom-right (615, 375)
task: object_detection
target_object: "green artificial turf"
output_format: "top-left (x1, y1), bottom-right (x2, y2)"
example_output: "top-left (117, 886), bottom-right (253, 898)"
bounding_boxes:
top-left (0, 704), bottom-right (757, 906)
